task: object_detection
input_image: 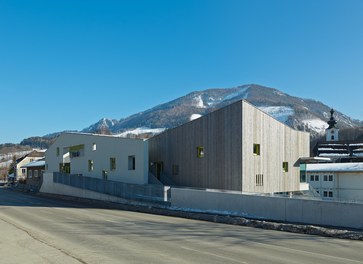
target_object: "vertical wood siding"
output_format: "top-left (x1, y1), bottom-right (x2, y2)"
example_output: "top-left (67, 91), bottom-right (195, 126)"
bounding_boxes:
top-left (149, 100), bottom-right (310, 193)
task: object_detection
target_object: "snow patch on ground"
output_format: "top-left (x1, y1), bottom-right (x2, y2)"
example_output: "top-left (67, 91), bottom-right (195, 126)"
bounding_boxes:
top-left (301, 119), bottom-right (328, 134)
top-left (258, 106), bottom-right (294, 123)
top-left (116, 127), bottom-right (166, 137)
top-left (190, 114), bottom-right (202, 121)
top-left (193, 95), bottom-right (206, 108)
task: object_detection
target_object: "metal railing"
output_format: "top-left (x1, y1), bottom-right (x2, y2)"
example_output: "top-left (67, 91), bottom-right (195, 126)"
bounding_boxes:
top-left (53, 172), bottom-right (170, 203)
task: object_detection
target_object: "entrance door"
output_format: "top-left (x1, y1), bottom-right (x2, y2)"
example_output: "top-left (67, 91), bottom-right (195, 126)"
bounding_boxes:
top-left (155, 162), bottom-right (164, 180)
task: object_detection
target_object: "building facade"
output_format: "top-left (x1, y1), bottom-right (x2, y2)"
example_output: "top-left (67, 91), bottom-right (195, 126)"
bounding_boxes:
top-left (148, 100), bottom-right (310, 193)
top-left (21, 159), bottom-right (45, 190)
top-left (307, 162), bottom-right (363, 201)
top-left (15, 150), bottom-right (45, 181)
top-left (45, 133), bottom-right (149, 185)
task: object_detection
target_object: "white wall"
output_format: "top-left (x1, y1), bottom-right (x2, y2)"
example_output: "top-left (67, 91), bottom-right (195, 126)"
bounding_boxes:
top-left (308, 171), bottom-right (363, 202)
top-left (171, 188), bottom-right (363, 230)
top-left (46, 133), bottom-right (148, 185)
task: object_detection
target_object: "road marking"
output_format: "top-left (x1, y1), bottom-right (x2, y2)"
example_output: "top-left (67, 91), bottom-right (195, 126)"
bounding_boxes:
top-left (181, 246), bottom-right (248, 264)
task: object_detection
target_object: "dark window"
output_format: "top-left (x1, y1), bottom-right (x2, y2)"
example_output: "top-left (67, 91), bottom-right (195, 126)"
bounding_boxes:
top-left (323, 175), bottom-right (328, 181)
top-left (315, 175), bottom-right (319, 181)
top-left (283, 162), bottom-right (288, 172)
top-left (197, 146), bottom-right (204, 158)
top-left (253, 144), bottom-right (260, 155)
top-left (310, 175), bottom-right (314, 181)
top-left (88, 160), bottom-right (94, 171)
top-left (329, 175), bottom-right (333, 181)
top-left (110, 157), bottom-right (116, 171)
top-left (172, 165), bottom-right (179, 176)
top-left (102, 170), bottom-right (108, 180)
top-left (128, 156), bottom-right (135, 170)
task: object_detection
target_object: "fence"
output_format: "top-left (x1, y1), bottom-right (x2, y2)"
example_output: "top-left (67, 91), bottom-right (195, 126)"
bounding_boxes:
top-left (53, 172), bottom-right (170, 203)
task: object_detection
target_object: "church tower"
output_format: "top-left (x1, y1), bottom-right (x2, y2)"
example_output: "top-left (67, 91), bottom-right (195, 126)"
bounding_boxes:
top-left (326, 109), bottom-right (339, 141)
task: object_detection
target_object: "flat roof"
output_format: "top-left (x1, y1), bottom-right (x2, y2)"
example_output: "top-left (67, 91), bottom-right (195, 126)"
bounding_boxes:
top-left (307, 162), bottom-right (363, 173)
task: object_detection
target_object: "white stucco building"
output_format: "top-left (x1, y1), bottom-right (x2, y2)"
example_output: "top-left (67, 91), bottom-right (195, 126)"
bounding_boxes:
top-left (307, 162), bottom-right (363, 201)
top-left (44, 132), bottom-right (149, 185)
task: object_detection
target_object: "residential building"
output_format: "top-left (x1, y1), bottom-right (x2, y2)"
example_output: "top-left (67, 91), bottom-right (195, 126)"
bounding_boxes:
top-left (307, 162), bottom-right (363, 201)
top-left (313, 109), bottom-right (363, 162)
top-left (148, 100), bottom-right (310, 193)
top-left (15, 150), bottom-right (45, 181)
top-left (44, 132), bottom-right (148, 185)
top-left (21, 159), bottom-right (45, 190)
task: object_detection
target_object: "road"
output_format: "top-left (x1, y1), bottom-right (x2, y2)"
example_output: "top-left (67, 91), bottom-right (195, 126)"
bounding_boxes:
top-left (0, 188), bottom-right (362, 264)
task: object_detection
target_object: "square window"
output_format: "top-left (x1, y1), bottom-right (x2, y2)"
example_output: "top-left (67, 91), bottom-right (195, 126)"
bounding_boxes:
top-left (323, 191), bottom-right (328, 197)
top-left (253, 144), bottom-right (260, 156)
top-left (197, 146), bottom-right (204, 158)
top-left (323, 175), bottom-right (328, 181)
top-left (315, 175), bottom-right (319, 181)
top-left (128, 156), bottom-right (135, 170)
top-left (310, 175), bottom-right (314, 181)
top-left (282, 162), bottom-right (288, 172)
top-left (110, 157), bottom-right (116, 171)
top-left (328, 191), bottom-right (333, 197)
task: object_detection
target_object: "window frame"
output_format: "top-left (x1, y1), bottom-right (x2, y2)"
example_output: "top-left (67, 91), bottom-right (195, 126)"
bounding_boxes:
top-left (110, 157), bottom-right (116, 171)
top-left (253, 144), bottom-right (260, 156)
top-left (197, 146), bottom-right (204, 158)
top-left (282, 162), bottom-right (288, 172)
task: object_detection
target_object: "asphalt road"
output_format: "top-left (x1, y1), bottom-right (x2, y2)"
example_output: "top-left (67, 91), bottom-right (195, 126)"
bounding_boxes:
top-left (0, 188), bottom-right (362, 264)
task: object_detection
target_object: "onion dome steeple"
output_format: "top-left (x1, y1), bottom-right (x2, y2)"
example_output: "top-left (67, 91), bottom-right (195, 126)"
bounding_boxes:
top-left (326, 109), bottom-right (339, 142)
top-left (327, 109), bottom-right (337, 129)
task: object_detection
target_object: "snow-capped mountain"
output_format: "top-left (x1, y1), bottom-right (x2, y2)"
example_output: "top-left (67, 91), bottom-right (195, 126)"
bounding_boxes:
top-left (82, 84), bottom-right (363, 139)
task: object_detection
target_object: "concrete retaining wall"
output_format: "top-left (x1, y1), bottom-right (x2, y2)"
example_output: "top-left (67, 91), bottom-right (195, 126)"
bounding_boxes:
top-left (40, 172), bottom-right (129, 204)
top-left (171, 188), bottom-right (363, 230)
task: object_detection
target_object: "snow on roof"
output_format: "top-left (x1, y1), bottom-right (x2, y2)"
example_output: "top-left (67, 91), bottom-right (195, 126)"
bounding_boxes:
top-left (319, 153), bottom-right (349, 157)
top-left (115, 127), bottom-right (166, 137)
top-left (307, 162), bottom-right (363, 173)
top-left (21, 160), bottom-right (45, 168)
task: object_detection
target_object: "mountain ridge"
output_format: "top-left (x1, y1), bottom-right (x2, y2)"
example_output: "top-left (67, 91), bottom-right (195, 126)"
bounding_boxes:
top-left (81, 84), bottom-right (363, 139)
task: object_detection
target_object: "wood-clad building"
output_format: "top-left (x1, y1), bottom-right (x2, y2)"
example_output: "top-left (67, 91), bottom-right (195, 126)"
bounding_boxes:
top-left (148, 100), bottom-right (310, 193)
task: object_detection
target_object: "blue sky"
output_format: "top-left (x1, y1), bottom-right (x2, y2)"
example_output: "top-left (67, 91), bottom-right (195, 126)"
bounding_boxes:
top-left (1, 0), bottom-right (363, 144)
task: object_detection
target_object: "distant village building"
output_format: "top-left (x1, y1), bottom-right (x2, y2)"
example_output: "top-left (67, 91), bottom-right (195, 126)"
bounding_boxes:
top-left (15, 150), bottom-right (45, 181)
top-left (307, 108), bottom-right (363, 201)
top-left (21, 159), bottom-right (45, 191)
top-left (326, 109), bottom-right (339, 142)
top-left (313, 109), bottom-right (363, 162)
top-left (307, 162), bottom-right (363, 201)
